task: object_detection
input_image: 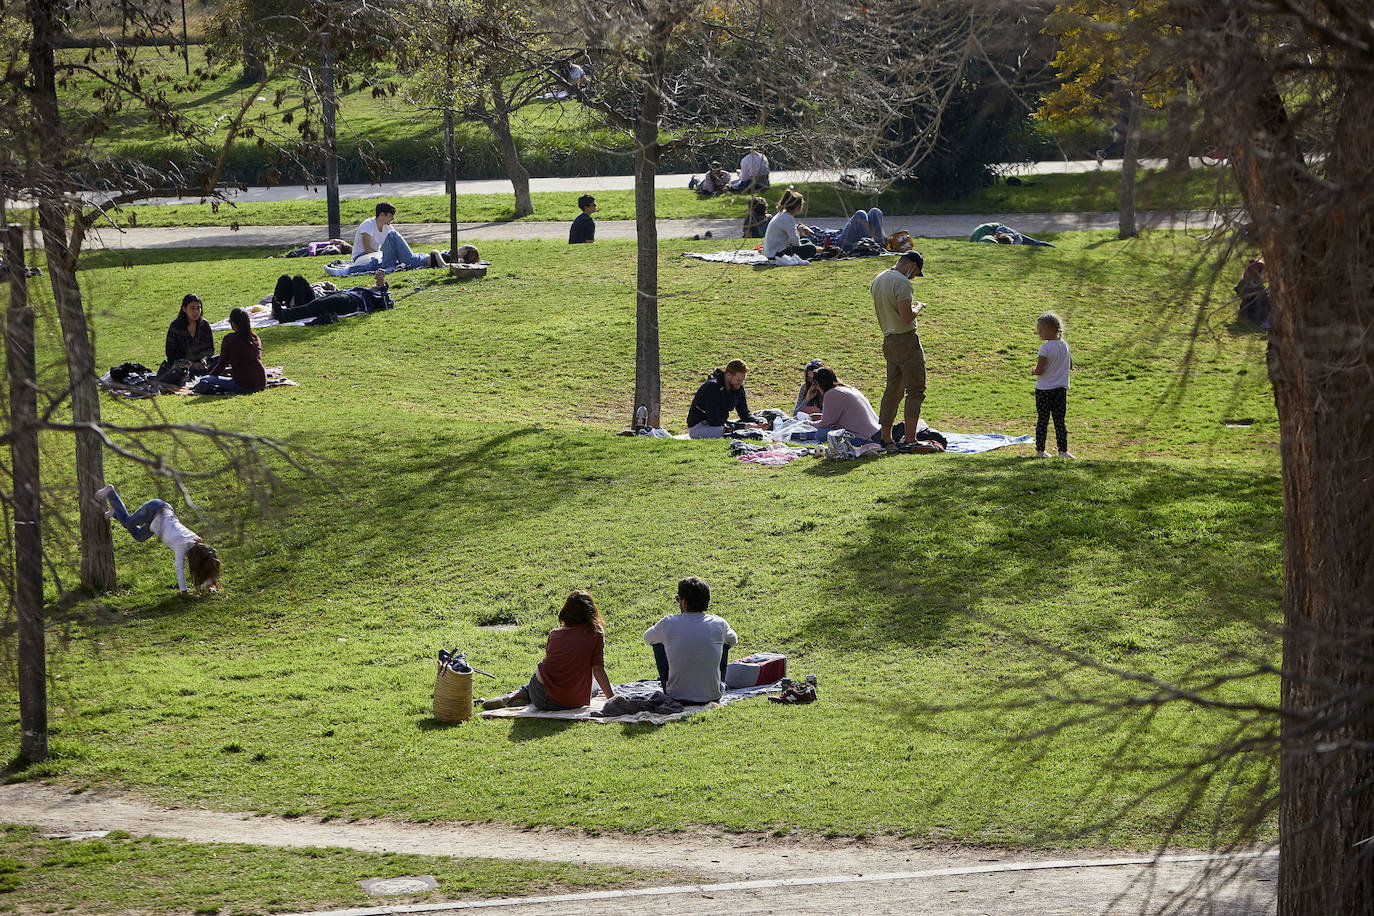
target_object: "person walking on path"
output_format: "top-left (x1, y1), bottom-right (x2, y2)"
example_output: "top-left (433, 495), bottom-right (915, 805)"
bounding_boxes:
top-left (870, 251), bottom-right (928, 450)
top-left (1032, 311), bottom-right (1075, 458)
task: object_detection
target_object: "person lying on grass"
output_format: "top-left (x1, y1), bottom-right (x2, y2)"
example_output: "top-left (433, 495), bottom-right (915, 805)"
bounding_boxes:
top-left (480, 590), bottom-right (616, 710)
top-left (95, 485), bottom-right (221, 595)
top-left (271, 269), bottom-right (394, 323)
top-left (351, 201), bottom-right (450, 270)
top-left (968, 222), bottom-right (1056, 248)
top-left (644, 576), bottom-right (738, 705)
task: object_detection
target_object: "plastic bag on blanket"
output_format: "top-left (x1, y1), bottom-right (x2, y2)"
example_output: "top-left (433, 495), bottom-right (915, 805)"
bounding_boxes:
top-left (770, 413), bottom-right (819, 441)
top-left (825, 429), bottom-right (858, 460)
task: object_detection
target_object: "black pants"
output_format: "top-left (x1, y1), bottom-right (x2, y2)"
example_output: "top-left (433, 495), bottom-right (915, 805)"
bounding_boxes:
top-left (275, 290), bottom-right (360, 322)
top-left (273, 274), bottom-right (316, 308)
top-left (1035, 387), bottom-right (1068, 452)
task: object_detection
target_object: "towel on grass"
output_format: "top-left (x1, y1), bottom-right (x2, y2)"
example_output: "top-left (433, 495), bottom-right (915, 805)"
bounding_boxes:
top-left (479, 678), bottom-right (782, 725)
top-left (682, 250), bottom-right (897, 266)
top-left (942, 432), bottom-right (1032, 453)
top-left (100, 366), bottom-right (296, 398)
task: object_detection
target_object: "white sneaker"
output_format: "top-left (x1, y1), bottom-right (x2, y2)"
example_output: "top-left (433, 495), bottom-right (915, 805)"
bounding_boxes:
top-left (1035, 451), bottom-right (1049, 458)
top-left (94, 484), bottom-right (114, 501)
top-left (103, 507), bottom-right (115, 520)
top-left (1058, 451), bottom-right (1076, 459)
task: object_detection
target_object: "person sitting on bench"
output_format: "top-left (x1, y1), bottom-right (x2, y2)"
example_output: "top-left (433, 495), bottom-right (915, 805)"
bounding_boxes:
top-left (271, 270), bottom-right (394, 323)
top-left (644, 576), bottom-right (738, 704)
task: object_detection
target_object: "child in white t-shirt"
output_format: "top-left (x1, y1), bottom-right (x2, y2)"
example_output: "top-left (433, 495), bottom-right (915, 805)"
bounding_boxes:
top-left (95, 485), bottom-right (221, 594)
top-left (1032, 311), bottom-right (1075, 458)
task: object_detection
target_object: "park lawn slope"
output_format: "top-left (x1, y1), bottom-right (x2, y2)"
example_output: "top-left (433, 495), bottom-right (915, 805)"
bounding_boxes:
top-left (3, 232), bottom-right (1280, 848)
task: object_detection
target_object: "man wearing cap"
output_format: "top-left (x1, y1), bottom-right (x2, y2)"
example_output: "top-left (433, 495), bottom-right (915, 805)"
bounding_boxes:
top-left (870, 251), bottom-right (928, 450)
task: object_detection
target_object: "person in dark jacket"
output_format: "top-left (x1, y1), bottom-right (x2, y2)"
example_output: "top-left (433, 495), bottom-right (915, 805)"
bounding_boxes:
top-left (195, 308), bottom-right (266, 394)
top-left (271, 269), bottom-right (394, 323)
top-left (569, 194), bottom-right (596, 244)
top-left (161, 294), bottom-right (216, 379)
top-left (686, 359), bottom-right (761, 438)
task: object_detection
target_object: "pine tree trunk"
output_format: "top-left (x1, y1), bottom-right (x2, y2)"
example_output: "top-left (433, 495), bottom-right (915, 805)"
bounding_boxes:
top-left (632, 44), bottom-right (666, 428)
top-left (1118, 93), bottom-right (1141, 239)
top-left (28, 0), bottom-right (118, 592)
top-left (6, 223), bottom-right (47, 765)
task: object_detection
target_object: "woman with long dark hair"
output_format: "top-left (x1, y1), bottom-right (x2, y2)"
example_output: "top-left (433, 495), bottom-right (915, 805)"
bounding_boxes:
top-left (161, 293), bottom-right (216, 379)
top-left (196, 307), bottom-right (266, 394)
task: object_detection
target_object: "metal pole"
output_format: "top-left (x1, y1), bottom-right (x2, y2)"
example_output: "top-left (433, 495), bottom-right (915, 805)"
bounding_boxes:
top-left (181, 0), bottom-right (190, 75)
top-left (5, 223), bottom-right (47, 765)
top-left (320, 32), bottom-right (341, 239)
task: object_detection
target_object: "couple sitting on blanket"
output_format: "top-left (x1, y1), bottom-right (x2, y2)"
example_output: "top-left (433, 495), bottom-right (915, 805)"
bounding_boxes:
top-left (762, 188), bottom-right (888, 260)
top-left (342, 201), bottom-right (483, 274)
top-left (480, 577), bottom-right (739, 711)
top-left (686, 357), bottom-right (881, 445)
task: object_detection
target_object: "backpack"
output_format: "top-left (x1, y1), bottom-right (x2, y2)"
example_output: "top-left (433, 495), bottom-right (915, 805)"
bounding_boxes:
top-left (886, 230), bottom-right (913, 253)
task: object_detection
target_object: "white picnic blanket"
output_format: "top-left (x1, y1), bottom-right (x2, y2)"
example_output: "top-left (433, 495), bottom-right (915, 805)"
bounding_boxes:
top-left (209, 302), bottom-right (365, 331)
top-left (479, 681), bottom-right (782, 725)
top-left (682, 250), bottom-right (805, 266)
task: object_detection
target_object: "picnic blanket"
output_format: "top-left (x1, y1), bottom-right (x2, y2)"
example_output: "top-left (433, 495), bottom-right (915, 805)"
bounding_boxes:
top-left (210, 302), bottom-right (363, 331)
top-left (942, 432), bottom-right (1032, 453)
top-left (682, 249), bottom-right (897, 266)
top-left (100, 366), bottom-right (296, 399)
top-left (323, 258), bottom-right (492, 278)
top-left (479, 678), bottom-right (783, 725)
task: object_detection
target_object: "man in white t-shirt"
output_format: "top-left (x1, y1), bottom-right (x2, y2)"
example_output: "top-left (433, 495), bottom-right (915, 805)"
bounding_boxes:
top-left (644, 577), bottom-right (738, 704)
top-left (351, 201), bottom-right (446, 272)
top-left (730, 147), bottom-right (771, 192)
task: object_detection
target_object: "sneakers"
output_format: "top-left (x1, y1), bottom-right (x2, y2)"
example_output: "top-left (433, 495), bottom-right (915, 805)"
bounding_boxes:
top-left (1094, 149), bottom-right (1105, 166)
top-left (94, 484), bottom-right (114, 501)
top-left (1035, 451), bottom-right (1049, 458)
top-left (688, 177), bottom-right (698, 190)
top-left (1058, 451), bottom-right (1076, 459)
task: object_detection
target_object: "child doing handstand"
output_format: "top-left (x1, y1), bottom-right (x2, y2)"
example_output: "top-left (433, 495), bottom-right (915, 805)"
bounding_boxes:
top-left (481, 590), bottom-right (615, 710)
top-left (1032, 311), bottom-right (1075, 459)
top-left (95, 485), bottom-right (221, 594)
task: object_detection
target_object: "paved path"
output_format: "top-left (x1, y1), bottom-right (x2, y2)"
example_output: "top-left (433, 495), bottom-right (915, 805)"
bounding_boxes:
top-left (1, 783), bottom-right (1274, 915)
top-left (125, 158), bottom-right (1182, 205)
top-left (83, 209), bottom-right (1221, 251)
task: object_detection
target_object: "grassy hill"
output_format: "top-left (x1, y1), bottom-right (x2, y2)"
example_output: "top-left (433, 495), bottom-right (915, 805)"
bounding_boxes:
top-left (4, 230), bottom-right (1280, 848)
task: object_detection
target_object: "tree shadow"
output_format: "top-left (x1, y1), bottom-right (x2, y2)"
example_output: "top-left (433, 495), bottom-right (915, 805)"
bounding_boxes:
top-left (506, 718), bottom-right (580, 742)
top-left (805, 458), bottom-right (1281, 654)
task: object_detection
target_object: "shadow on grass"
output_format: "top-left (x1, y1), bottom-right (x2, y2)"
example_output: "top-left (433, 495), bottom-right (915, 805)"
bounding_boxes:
top-left (79, 247), bottom-right (281, 269)
top-left (808, 457), bottom-right (1281, 653)
top-left (507, 718), bottom-right (580, 742)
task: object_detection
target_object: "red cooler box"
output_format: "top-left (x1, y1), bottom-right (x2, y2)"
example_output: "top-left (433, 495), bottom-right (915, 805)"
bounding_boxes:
top-left (726, 652), bottom-right (787, 688)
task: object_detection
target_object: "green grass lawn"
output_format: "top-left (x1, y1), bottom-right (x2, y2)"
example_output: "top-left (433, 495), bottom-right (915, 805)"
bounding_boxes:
top-left (102, 168), bottom-right (1238, 230)
top-left (3, 231), bottom-right (1279, 850)
top-left (0, 825), bottom-right (669, 913)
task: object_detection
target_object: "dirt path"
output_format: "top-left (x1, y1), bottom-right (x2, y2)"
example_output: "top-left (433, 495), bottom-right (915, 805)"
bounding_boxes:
top-left (1, 783), bottom-right (1275, 914)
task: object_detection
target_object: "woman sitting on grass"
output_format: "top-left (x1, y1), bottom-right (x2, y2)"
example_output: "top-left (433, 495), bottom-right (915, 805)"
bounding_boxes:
top-left (95, 485), bottom-right (221, 595)
top-left (763, 188), bottom-right (818, 260)
top-left (161, 294), bottom-right (216, 379)
top-left (195, 308), bottom-right (266, 394)
top-left (481, 590), bottom-right (616, 711)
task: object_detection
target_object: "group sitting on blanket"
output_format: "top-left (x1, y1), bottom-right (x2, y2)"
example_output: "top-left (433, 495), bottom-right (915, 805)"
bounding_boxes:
top-left (479, 577), bottom-right (738, 710)
top-left (271, 270), bottom-right (394, 323)
top-left (762, 189), bottom-right (890, 260)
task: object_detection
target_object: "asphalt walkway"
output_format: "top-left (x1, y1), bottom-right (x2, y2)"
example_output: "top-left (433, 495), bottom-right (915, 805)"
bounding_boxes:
top-left (84, 209), bottom-right (1220, 251)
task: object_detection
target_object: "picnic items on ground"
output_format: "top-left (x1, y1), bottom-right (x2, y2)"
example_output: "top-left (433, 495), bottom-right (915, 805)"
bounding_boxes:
top-left (432, 648), bottom-right (495, 723)
top-left (725, 652), bottom-right (787, 688)
top-left (770, 674), bottom-right (819, 705)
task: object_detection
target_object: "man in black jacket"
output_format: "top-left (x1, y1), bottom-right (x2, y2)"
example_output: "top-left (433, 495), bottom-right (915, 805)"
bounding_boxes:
top-left (686, 359), bottom-right (762, 438)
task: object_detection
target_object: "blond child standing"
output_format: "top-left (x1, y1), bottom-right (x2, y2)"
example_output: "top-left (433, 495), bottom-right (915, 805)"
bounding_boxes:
top-left (1032, 312), bottom-right (1075, 458)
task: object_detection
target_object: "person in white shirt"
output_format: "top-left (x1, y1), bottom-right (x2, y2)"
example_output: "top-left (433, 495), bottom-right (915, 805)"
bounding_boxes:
top-left (95, 485), bottom-right (221, 594)
top-left (763, 188), bottom-right (817, 260)
top-left (644, 577), bottom-right (738, 704)
top-left (1032, 311), bottom-right (1075, 458)
top-left (730, 147), bottom-right (771, 192)
top-left (351, 201), bottom-right (447, 272)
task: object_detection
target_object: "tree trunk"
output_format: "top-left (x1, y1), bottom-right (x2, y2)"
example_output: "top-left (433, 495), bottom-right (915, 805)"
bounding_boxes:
top-left (632, 45), bottom-right (666, 428)
top-left (487, 82), bottom-right (533, 219)
top-left (1118, 92), bottom-right (1141, 239)
top-left (27, 0), bottom-right (118, 592)
top-left (1165, 76), bottom-right (1191, 171)
top-left (241, 3), bottom-right (265, 82)
top-left (6, 223), bottom-right (47, 765)
top-left (445, 107), bottom-right (458, 256)
top-left (1184, 18), bottom-right (1374, 914)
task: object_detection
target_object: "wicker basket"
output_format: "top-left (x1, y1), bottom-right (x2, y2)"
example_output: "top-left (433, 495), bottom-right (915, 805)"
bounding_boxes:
top-left (432, 663), bottom-right (474, 723)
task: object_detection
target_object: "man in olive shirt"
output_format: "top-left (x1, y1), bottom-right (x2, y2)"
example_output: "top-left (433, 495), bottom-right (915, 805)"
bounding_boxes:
top-left (870, 251), bottom-right (928, 449)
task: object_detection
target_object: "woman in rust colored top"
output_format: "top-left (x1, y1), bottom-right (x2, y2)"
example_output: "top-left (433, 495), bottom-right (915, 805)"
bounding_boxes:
top-left (196, 307), bottom-right (266, 394)
top-left (481, 590), bottom-right (616, 710)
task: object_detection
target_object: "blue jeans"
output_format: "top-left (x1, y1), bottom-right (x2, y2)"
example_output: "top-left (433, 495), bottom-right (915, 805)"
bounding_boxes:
top-left (195, 375), bottom-right (247, 394)
top-left (107, 490), bottom-right (168, 542)
top-left (379, 230), bottom-right (431, 270)
top-left (524, 673), bottom-right (576, 711)
top-left (837, 208), bottom-right (885, 252)
top-left (791, 426), bottom-right (873, 445)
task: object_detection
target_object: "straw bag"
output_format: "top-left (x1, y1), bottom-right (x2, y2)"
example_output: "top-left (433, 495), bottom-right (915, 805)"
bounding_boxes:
top-left (432, 663), bottom-right (474, 723)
